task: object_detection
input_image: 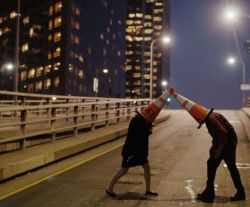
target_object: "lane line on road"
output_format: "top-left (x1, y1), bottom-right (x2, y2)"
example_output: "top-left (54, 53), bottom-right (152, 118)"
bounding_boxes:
top-left (0, 142), bottom-right (124, 201)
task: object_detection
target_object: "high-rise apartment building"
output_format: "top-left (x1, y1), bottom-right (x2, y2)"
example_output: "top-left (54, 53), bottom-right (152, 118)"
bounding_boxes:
top-left (0, 0), bottom-right (125, 97)
top-left (125, 0), bottom-right (170, 98)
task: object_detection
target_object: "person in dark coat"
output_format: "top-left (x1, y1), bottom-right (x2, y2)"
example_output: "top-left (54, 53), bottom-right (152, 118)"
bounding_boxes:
top-left (197, 112), bottom-right (246, 202)
top-left (106, 113), bottom-right (158, 197)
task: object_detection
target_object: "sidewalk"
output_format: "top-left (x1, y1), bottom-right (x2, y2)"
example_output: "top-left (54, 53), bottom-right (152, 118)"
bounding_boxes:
top-left (0, 110), bottom-right (171, 181)
top-left (239, 107), bottom-right (250, 142)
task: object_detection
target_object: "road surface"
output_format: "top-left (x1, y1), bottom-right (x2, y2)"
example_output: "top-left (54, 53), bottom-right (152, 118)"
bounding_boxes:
top-left (1, 110), bottom-right (249, 207)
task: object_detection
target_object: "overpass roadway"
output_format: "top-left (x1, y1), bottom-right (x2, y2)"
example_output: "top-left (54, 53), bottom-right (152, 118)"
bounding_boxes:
top-left (0, 110), bottom-right (249, 207)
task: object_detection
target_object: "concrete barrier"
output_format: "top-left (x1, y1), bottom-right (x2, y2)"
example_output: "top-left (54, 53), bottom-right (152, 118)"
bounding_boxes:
top-left (239, 108), bottom-right (250, 142)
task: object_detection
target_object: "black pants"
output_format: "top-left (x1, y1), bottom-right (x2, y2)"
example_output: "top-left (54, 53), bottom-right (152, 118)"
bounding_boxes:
top-left (206, 139), bottom-right (244, 191)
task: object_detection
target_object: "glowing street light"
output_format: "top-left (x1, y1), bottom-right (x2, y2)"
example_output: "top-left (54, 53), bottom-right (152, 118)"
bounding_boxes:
top-left (103, 68), bottom-right (109, 74)
top-left (225, 8), bottom-right (238, 22)
top-left (150, 35), bottom-right (171, 99)
top-left (227, 57), bottom-right (236, 65)
top-left (161, 80), bottom-right (168, 87)
top-left (5, 63), bottom-right (14, 71)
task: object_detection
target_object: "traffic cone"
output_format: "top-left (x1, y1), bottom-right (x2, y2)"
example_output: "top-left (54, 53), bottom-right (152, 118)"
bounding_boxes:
top-left (139, 92), bottom-right (170, 123)
top-left (168, 88), bottom-right (213, 129)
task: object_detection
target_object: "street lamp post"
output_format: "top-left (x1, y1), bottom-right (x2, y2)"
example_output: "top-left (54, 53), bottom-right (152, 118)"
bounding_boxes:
top-left (150, 36), bottom-right (170, 100)
top-left (14, 0), bottom-right (21, 97)
top-left (227, 57), bottom-right (247, 106)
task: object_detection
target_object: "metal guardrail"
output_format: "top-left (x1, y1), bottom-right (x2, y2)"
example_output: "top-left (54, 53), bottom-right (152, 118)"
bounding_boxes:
top-left (0, 91), bottom-right (150, 152)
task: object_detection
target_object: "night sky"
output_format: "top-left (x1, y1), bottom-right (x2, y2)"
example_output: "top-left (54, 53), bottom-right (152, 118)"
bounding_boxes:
top-left (169, 0), bottom-right (250, 109)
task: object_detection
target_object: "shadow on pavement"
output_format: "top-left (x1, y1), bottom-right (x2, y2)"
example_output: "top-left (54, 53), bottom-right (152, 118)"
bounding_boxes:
top-left (115, 192), bottom-right (148, 200)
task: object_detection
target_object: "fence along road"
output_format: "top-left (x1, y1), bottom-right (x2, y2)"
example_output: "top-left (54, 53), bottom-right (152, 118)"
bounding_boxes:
top-left (0, 90), bottom-right (150, 152)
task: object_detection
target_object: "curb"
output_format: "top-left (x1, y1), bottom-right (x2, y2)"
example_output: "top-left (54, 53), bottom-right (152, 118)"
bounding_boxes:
top-left (239, 109), bottom-right (250, 142)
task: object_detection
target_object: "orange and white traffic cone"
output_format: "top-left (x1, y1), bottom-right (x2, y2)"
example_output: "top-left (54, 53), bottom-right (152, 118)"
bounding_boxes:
top-left (139, 91), bottom-right (170, 123)
top-left (168, 88), bottom-right (213, 129)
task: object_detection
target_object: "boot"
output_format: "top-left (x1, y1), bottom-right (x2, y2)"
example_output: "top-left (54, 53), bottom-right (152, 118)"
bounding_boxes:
top-left (230, 189), bottom-right (246, 201)
top-left (196, 187), bottom-right (215, 203)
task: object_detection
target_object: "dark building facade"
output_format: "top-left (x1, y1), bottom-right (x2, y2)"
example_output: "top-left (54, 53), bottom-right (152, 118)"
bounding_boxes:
top-left (0, 0), bottom-right (125, 97)
top-left (125, 0), bottom-right (170, 98)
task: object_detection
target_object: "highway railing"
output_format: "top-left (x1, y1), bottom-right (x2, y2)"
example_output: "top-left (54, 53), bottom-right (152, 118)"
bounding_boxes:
top-left (0, 91), bottom-right (150, 152)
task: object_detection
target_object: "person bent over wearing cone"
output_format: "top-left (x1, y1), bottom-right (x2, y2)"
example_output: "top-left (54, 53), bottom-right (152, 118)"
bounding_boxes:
top-left (196, 112), bottom-right (246, 202)
top-left (106, 91), bottom-right (170, 198)
top-left (167, 87), bottom-right (246, 203)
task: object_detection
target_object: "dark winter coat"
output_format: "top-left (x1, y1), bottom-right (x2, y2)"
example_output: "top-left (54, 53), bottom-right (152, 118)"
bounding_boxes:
top-left (122, 114), bottom-right (152, 159)
top-left (205, 112), bottom-right (237, 158)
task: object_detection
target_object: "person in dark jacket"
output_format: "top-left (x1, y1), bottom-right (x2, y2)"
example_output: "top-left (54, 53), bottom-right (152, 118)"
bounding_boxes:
top-left (106, 113), bottom-right (158, 197)
top-left (196, 112), bottom-right (246, 202)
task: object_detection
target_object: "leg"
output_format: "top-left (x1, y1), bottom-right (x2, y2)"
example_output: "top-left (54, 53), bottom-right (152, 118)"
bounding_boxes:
top-left (224, 155), bottom-right (245, 201)
top-left (206, 156), bottom-right (222, 189)
top-left (142, 163), bottom-right (158, 196)
top-left (107, 168), bottom-right (128, 194)
top-left (197, 156), bottom-right (221, 202)
top-left (142, 163), bottom-right (151, 192)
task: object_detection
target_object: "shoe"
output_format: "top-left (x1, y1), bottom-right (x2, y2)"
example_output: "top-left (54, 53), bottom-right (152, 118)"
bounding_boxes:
top-left (230, 190), bottom-right (246, 201)
top-left (144, 191), bottom-right (159, 196)
top-left (105, 189), bottom-right (117, 197)
top-left (196, 189), bottom-right (215, 203)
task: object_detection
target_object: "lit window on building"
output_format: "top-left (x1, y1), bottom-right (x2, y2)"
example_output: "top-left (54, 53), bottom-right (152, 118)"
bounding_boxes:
top-left (54, 77), bottom-right (60, 87)
top-left (23, 16), bottom-right (29, 24)
top-left (136, 13), bottom-right (143, 18)
top-left (125, 35), bottom-right (133, 42)
top-left (75, 7), bottom-right (80, 15)
top-left (145, 15), bottom-right (152, 19)
top-left (28, 69), bottom-right (35, 78)
top-left (22, 43), bottom-right (29, 52)
top-left (53, 62), bottom-right (60, 70)
top-left (126, 20), bottom-right (133, 25)
top-left (118, 20), bottom-right (122, 25)
top-left (35, 81), bottom-right (43, 91)
top-left (53, 47), bottom-right (61, 57)
top-left (54, 16), bottom-right (62, 28)
top-left (100, 33), bottom-right (104, 40)
top-left (0, 29), bottom-right (2, 36)
top-left (48, 20), bottom-right (53, 30)
top-left (79, 70), bottom-right (83, 79)
top-left (0, 17), bottom-right (3, 23)
top-left (75, 21), bottom-right (80, 30)
top-left (55, 2), bottom-right (62, 13)
top-left (45, 79), bottom-right (51, 89)
top-left (48, 52), bottom-right (52, 60)
top-left (36, 67), bottom-right (43, 77)
top-left (129, 13), bottom-right (135, 18)
top-left (88, 47), bottom-right (92, 54)
top-left (45, 65), bottom-right (51, 73)
top-left (144, 29), bottom-right (153, 34)
top-left (21, 71), bottom-right (27, 81)
top-left (48, 34), bottom-right (52, 41)
top-left (153, 17), bottom-right (162, 22)
top-left (49, 6), bottom-right (53, 16)
top-left (132, 73), bottom-right (141, 78)
top-left (68, 64), bottom-right (73, 72)
top-left (3, 27), bottom-right (11, 34)
top-left (54, 32), bottom-right (61, 42)
top-left (29, 28), bottom-right (34, 37)
top-left (117, 50), bottom-right (121, 56)
top-left (10, 11), bottom-right (17, 19)
top-left (74, 36), bottom-right (80, 44)
top-left (79, 55), bottom-right (84, 63)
